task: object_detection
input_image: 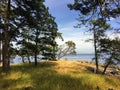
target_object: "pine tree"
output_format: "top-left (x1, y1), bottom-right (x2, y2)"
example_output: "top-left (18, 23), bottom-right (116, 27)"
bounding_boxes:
top-left (0, 0), bottom-right (58, 70)
top-left (67, 0), bottom-right (119, 73)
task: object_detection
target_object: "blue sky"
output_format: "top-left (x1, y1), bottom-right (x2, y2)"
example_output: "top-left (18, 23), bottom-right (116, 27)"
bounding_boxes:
top-left (44, 0), bottom-right (120, 54)
top-left (45, 0), bottom-right (94, 54)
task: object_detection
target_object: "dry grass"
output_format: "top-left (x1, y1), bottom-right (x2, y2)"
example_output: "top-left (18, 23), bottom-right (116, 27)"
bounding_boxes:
top-left (0, 60), bottom-right (120, 90)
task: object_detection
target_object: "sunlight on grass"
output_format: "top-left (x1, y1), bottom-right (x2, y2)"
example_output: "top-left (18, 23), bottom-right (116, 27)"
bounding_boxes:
top-left (5, 71), bottom-right (22, 80)
top-left (0, 60), bottom-right (120, 90)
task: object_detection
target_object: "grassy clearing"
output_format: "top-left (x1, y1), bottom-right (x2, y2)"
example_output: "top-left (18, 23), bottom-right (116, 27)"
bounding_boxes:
top-left (0, 60), bottom-right (120, 90)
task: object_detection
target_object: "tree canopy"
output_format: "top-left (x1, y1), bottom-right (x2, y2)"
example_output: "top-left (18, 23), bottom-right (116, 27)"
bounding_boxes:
top-left (0, 0), bottom-right (58, 71)
top-left (68, 0), bottom-right (120, 73)
top-left (57, 41), bottom-right (76, 60)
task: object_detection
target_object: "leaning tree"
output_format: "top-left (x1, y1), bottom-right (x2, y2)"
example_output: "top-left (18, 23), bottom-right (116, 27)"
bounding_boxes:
top-left (68, 0), bottom-right (120, 73)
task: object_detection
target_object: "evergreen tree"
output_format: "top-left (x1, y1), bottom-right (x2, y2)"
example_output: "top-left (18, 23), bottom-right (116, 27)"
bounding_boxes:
top-left (40, 15), bottom-right (58, 60)
top-left (68, 0), bottom-right (120, 21)
top-left (0, 0), bottom-right (58, 70)
top-left (67, 0), bottom-right (119, 73)
top-left (16, 0), bottom-right (58, 65)
top-left (57, 41), bottom-right (76, 60)
top-left (89, 19), bottom-right (110, 73)
top-left (0, 0), bottom-right (11, 71)
top-left (99, 37), bottom-right (120, 74)
top-left (17, 28), bottom-right (33, 63)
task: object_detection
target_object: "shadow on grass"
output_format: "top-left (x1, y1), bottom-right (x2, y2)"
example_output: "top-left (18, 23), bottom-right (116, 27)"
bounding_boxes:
top-left (85, 66), bottom-right (95, 72)
top-left (0, 61), bottom-right (58, 90)
top-left (1, 61), bottom-right (117, 90)
top-left (10, 61), bottom-right (58, 72)
top-left (32, 74), bottom-right (95, 90)
top-left (0, 61), bottom-right (97, 90)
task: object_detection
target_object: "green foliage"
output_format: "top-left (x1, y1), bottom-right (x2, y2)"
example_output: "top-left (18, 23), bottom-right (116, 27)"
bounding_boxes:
top-left (85, 18), bottom-right (111, 73)
top-left (38, 16), bottom-right (58, 60)
top-left (68, 0), bottom-right (120, 73)
top-left (68, 0), bottom-right (120, 35)
top-left (99, 37), bottom-right (120, 74)
top-left (0, 0), bottom-right (58, 67)
top-left (57, 41), bottom-right (76, 59)
top-left (15, 0), bottom-right (59, 61)
top-left (56, 32), bottom-right (64, 41)
top-left (90, 19), bottom-right (110, 31)
top-left (68, 0), bottom-right (120, 20)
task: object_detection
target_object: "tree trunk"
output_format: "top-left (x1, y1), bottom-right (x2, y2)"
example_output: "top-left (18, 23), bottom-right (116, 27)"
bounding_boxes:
top-left (52, 44), bottom-right (56, 60)
top-left (34, 41), bottom-right (37, 66)
top-left (93, 27), bottom-right (99, 73)
top-left (27, 55), bottom-right (31, 64)
top-left (102, 63), bottom-right (109, 74)
top-left (34, 33), bottom-right (38, 66)
top-left (21, 56), bottom-right (25, 63)
top-left (34, 53), bottom-right (37, 66)
top-left (2, 30), bottom-right (10, 71)
top-left (2, 0), bottom-right (11, 72)
top-left (102, 56), bottom-right (112, 74)
top-left (2, 43), bottom-right (10, 71)
top-left (0, 40), bottom-right (2, 63)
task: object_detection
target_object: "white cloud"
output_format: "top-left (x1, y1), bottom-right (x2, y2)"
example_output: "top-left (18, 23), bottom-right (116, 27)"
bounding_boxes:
top-left (56, 21), bottom-right (94, 54)
top-left (45, 0), bottom-right (94, 54)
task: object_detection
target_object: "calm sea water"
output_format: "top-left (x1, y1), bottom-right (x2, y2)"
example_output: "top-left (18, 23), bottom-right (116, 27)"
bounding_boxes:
top-left (11, 54), bottom-right (95, 64)
top-left (61, 54), bottom-right (94, 62)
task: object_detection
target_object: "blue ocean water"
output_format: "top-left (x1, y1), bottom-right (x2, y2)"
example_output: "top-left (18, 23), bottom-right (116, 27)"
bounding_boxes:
top-left (11, 54), bottom-right (95, 64)
top-left (61, 54), bottom-right (94, 62)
